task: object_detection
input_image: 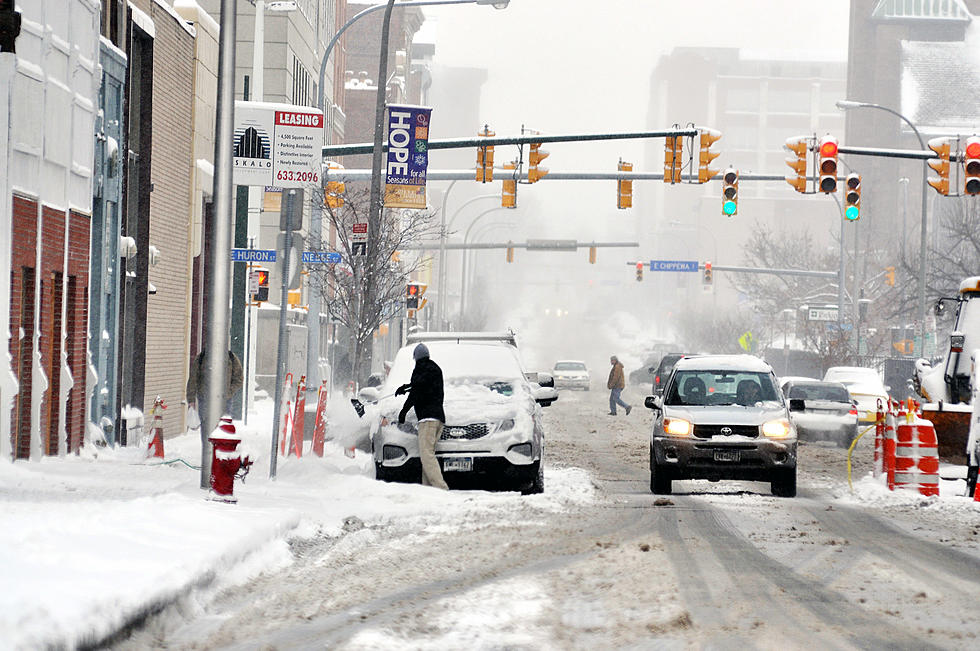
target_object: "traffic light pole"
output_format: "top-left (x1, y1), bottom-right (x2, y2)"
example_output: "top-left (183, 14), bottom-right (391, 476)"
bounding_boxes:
top-left (624, 262), bottom-right (838, 280)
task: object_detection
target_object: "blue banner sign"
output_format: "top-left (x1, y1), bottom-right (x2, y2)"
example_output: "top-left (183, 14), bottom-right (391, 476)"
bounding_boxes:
top-left (384, 104), bottom-right (432, 209)
top-left (649, 260), bottom-right (699, 272)
top-left (302, 251), bottom-right (341, 264)
top-left (231, 248), bottom-right (276, 263)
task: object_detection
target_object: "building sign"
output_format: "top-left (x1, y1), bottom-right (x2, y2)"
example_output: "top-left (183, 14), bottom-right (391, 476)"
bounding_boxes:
top-left (807, 307), bottom-right (839, 322)
top-left (383, 104), bottom-right (432, 209)
top-left (233, 101), bottom-right (323, 188)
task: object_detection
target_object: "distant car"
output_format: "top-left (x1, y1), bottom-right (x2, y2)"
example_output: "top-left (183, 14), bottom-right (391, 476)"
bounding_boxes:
top-left (646, 354), bottom-right (798, 497)
top-left (781, 379), bottom-right (858, 448)
top-left (652, 353), bottom-right (688, 395)
top-left (823, 366), bottom-right (889, 424)
top-left (552, 360), bottom-right (590, 391)
top-left (367, 339), bottom-right (557, 494)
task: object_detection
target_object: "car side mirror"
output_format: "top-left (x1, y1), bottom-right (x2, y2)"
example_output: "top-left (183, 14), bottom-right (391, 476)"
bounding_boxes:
top-left (532, 385), bottom-right (558, 407)
top-left (645, 395), bottom-right (662, 410)
top-left (536, 372), bottom-right (555, 388)
top-left (789, 398), bottom-right (805, 412)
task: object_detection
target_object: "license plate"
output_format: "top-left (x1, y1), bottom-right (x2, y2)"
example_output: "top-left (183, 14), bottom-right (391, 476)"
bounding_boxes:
top-left (442, 456), bottom-right (473, 472)
top-left (713, 450), bottom-right (740, 462)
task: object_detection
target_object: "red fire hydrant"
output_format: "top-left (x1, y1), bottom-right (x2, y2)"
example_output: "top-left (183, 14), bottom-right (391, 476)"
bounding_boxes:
top-left (208, 416), bottom-right (252, 503)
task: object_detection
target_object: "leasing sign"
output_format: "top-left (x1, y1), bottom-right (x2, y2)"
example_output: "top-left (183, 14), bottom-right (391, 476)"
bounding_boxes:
top-left (233, 101), bottom-right (323, 188)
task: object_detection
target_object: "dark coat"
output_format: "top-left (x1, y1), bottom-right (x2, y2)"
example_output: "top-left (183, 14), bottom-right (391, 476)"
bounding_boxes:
top-left (399, 357), bottom-right (446, 423)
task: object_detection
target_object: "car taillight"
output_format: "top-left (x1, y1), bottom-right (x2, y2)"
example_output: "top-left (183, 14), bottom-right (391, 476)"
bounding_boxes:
top-left (655, 375), bottom-right (661, 385)
top-left (848, 406), bottom-right (858, 416)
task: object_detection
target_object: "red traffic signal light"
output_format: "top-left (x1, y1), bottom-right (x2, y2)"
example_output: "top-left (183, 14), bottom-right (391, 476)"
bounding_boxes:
top-left (965, 136), bottom-right (980, 195)
top-left (703, 261), bottom-right (713, 286)
top-left (635, 261), bottom-right (644, 282)
top-left (818, 136), bottom-right (839, 193)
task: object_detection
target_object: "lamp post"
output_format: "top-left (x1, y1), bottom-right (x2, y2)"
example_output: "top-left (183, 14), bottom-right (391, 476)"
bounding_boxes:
top-left (836, 99), bottom-right (928, 358)
top-left (459, 207), bottom-right (506, 316)
top-left (307, 0), bottom-right (510, 385)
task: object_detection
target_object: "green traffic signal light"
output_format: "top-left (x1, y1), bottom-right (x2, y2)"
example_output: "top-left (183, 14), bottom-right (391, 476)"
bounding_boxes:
top-left (722, 200), bottom-right (737, 216)
top-left (845, 205), bottom-right (859, 221)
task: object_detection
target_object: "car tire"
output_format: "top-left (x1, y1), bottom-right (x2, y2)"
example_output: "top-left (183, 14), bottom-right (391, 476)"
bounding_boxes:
top-left (649, 449), bottom-right (672, 495)
top-left (771, 468), bottom-right (797, 498)
top-left (521, 462), bottom-right (544, 495)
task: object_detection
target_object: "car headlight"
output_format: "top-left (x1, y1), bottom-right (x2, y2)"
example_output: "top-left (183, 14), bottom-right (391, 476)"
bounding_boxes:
top-left (762, 419), bottom-right (792, 439)
top-left (495, 418), bottom-right (516, 432)
top-left (664, 418), bottom-right (692, 436)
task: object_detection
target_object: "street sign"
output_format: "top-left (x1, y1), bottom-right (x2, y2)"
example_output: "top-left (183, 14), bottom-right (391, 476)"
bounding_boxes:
top-left (351, 220), bottom-right (368, 257)
top-left (231, 248), bottom-right (276, 263)
top-left (302, 251), bottom-right (341, 264)
top-left (738, 331), bottom-right (754, 352)
top-left (649, 260), bottom-right (699, 272)
top-left (233, 100), bottom-right (323, 188)
top-left (807, 307), bottom-right (838, 322)
top-left (527, 239), bottom-right (576, 251)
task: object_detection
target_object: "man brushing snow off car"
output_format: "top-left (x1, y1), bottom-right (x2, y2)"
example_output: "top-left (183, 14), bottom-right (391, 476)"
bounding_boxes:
top-left (395, 344), bottom-right (449, 490)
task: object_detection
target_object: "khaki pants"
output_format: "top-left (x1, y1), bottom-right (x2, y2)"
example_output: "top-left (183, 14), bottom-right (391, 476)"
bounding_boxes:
top-left (418, 420), bottom-right (449, 490)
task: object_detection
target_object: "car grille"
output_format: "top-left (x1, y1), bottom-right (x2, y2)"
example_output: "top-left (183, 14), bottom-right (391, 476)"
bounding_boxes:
top-left (693, 425), bottom-right (759, 439)
top-left (440, 423), bottom-right (489, 440)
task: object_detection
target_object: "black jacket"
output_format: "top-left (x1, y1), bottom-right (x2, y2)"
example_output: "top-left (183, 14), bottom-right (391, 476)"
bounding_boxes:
top-left (399, 357), bottom-right (446, 423)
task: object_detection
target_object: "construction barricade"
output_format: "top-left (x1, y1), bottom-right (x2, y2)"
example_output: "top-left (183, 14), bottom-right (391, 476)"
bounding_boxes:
top-left (289, 375), bottom-right (306, 457)
top-left (879, 399), bottom-right (940, 497)
top-left (279, 373), bottom-right (293, 456)
top-left (146, 396), bottom-right (167, 458)
top-left (312, 380), bottom-right (328, 457)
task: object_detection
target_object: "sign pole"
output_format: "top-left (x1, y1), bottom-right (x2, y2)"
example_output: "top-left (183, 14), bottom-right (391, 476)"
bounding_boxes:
top-left (269, 190), bottom-right (295, 479)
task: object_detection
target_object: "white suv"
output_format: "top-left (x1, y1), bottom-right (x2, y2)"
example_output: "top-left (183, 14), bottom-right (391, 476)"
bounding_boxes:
top-left (368, 339), bottom-right (557, 493)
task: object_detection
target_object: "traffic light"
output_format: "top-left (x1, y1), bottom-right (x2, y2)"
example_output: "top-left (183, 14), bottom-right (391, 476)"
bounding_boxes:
top-left (589, 246), bottom-right (596, 264)
top-left (664, 135), bottom-right (683, 184)
top-left (325, 161), bottom-right (345, 209)
top-left (703, 261), bottom-right (713, 286)
top-left (502, 161), bottom-right (517, 208)
top-left (406, 283), bottom-right (420, 309)
top-left (254, 267), bottom-right (270, 303)
top-left (964, 136), bottom-right (980, 195)
top-left (721, 168), bottom-right (738, 216)
top-left (927, 136), bottom-right (953, 196)
top-left (635, 261), bottom-right (644, 282)
top-left (617, 159), bottom-right (632, 209)
top-left (528, 142), bottom-right (549, 183)
top-left (506, 246), bottom-right (514, 263)
top-left (784, 135), bottom-right (808, 193)
top-left (476, 126), bottom-right (494, 183)
top-left (818, 136), bottom-right (839, 193)
top-left (698, 128), bottom-right (721, 183)
top-left (844, 173), bottom-right (861, 221)
top-left (885, 266), bottom-right (895, 286)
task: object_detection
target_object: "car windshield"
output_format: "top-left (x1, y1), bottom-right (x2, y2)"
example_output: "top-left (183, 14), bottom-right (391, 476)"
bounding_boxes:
top-left (787, 383), bottom-right (849, 402)
top-left (386, 343), bottom-right (525, 392)
top-left (666, 370), bottom-right (779, 407)
top-left (554, 362), bottom-right (586, 371)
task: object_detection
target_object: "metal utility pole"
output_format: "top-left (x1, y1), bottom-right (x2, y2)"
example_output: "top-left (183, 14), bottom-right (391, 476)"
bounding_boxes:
top-left (269, 190), bottom-right (296, 480)
top-left (201, 0), bottom-right (238, 488)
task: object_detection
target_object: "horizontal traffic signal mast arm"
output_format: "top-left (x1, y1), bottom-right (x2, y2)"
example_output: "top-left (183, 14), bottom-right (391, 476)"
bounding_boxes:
top-left (624, 261), bottom-right (837, 279)
top-left (399, 240), bottom-right (638, 251)
top-left (321, 128), bottom-right (701, 157)
top-left (325, 168), bottom-right (796, 182)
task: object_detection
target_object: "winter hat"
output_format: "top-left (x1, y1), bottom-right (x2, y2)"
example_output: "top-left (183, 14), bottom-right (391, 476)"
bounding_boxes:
top-left (413, 343), bottom-right (430, 360)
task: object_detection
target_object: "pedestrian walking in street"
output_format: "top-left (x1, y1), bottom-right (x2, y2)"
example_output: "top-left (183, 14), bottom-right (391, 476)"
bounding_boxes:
top-left (607, 355), bottom-right (632, 416)
top-left (396, 343), bottom-right (449, 490)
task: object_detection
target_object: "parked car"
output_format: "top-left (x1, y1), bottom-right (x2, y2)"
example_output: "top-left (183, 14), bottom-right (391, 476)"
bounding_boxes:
top-left (780, 379), bottom-right (858, 448)
top-left (552, 360), bottom-right (590, 390)
top-left (646, 354), bottom-right (799, 497)
top-left (365, 339), bottom-right (557, 494)
top-left (652, 353), bottom-right (688, 395)
top-left (823, 366), bottom-right (889, 424)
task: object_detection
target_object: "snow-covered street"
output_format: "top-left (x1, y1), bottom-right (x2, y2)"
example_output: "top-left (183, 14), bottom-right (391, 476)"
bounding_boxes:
top-left (4, 387), bottom-right (980, 649)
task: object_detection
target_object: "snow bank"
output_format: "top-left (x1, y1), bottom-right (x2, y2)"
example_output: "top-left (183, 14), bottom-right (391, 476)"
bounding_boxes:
top-left (0, 400), bottom-right (596, 650)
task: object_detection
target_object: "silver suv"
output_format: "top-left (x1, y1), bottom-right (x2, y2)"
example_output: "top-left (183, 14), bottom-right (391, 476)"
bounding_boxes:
top-left (645, 355), bottom-right (798, 497)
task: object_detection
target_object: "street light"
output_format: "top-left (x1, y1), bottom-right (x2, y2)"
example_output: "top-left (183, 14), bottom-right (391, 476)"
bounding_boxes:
top-left (836, 99), bottom-right (929, 359)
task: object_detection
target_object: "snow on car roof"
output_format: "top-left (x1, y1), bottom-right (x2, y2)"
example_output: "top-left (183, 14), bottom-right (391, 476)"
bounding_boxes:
top-left (554, 360), bottom-right (586, 365)
top-left (387, 340), bottom-right (525, 389)
top-left (673, 354), bottom-right (773, 373)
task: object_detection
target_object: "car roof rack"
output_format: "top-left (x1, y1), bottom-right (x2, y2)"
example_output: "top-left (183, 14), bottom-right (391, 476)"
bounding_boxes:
top-left (406, 330), bottom-right (518, 346)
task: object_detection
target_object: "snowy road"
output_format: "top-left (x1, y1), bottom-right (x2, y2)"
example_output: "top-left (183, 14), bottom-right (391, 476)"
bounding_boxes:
top-left (116, 388), bottom-right (980, 649)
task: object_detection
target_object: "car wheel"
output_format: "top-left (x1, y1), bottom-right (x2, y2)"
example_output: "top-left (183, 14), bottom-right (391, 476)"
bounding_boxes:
top-left (521, 462), bottom-right (544, 495)
top-left (771, 468), bottom-right (797, 498)
top-left (649, 449), bottom-right (672, 495)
